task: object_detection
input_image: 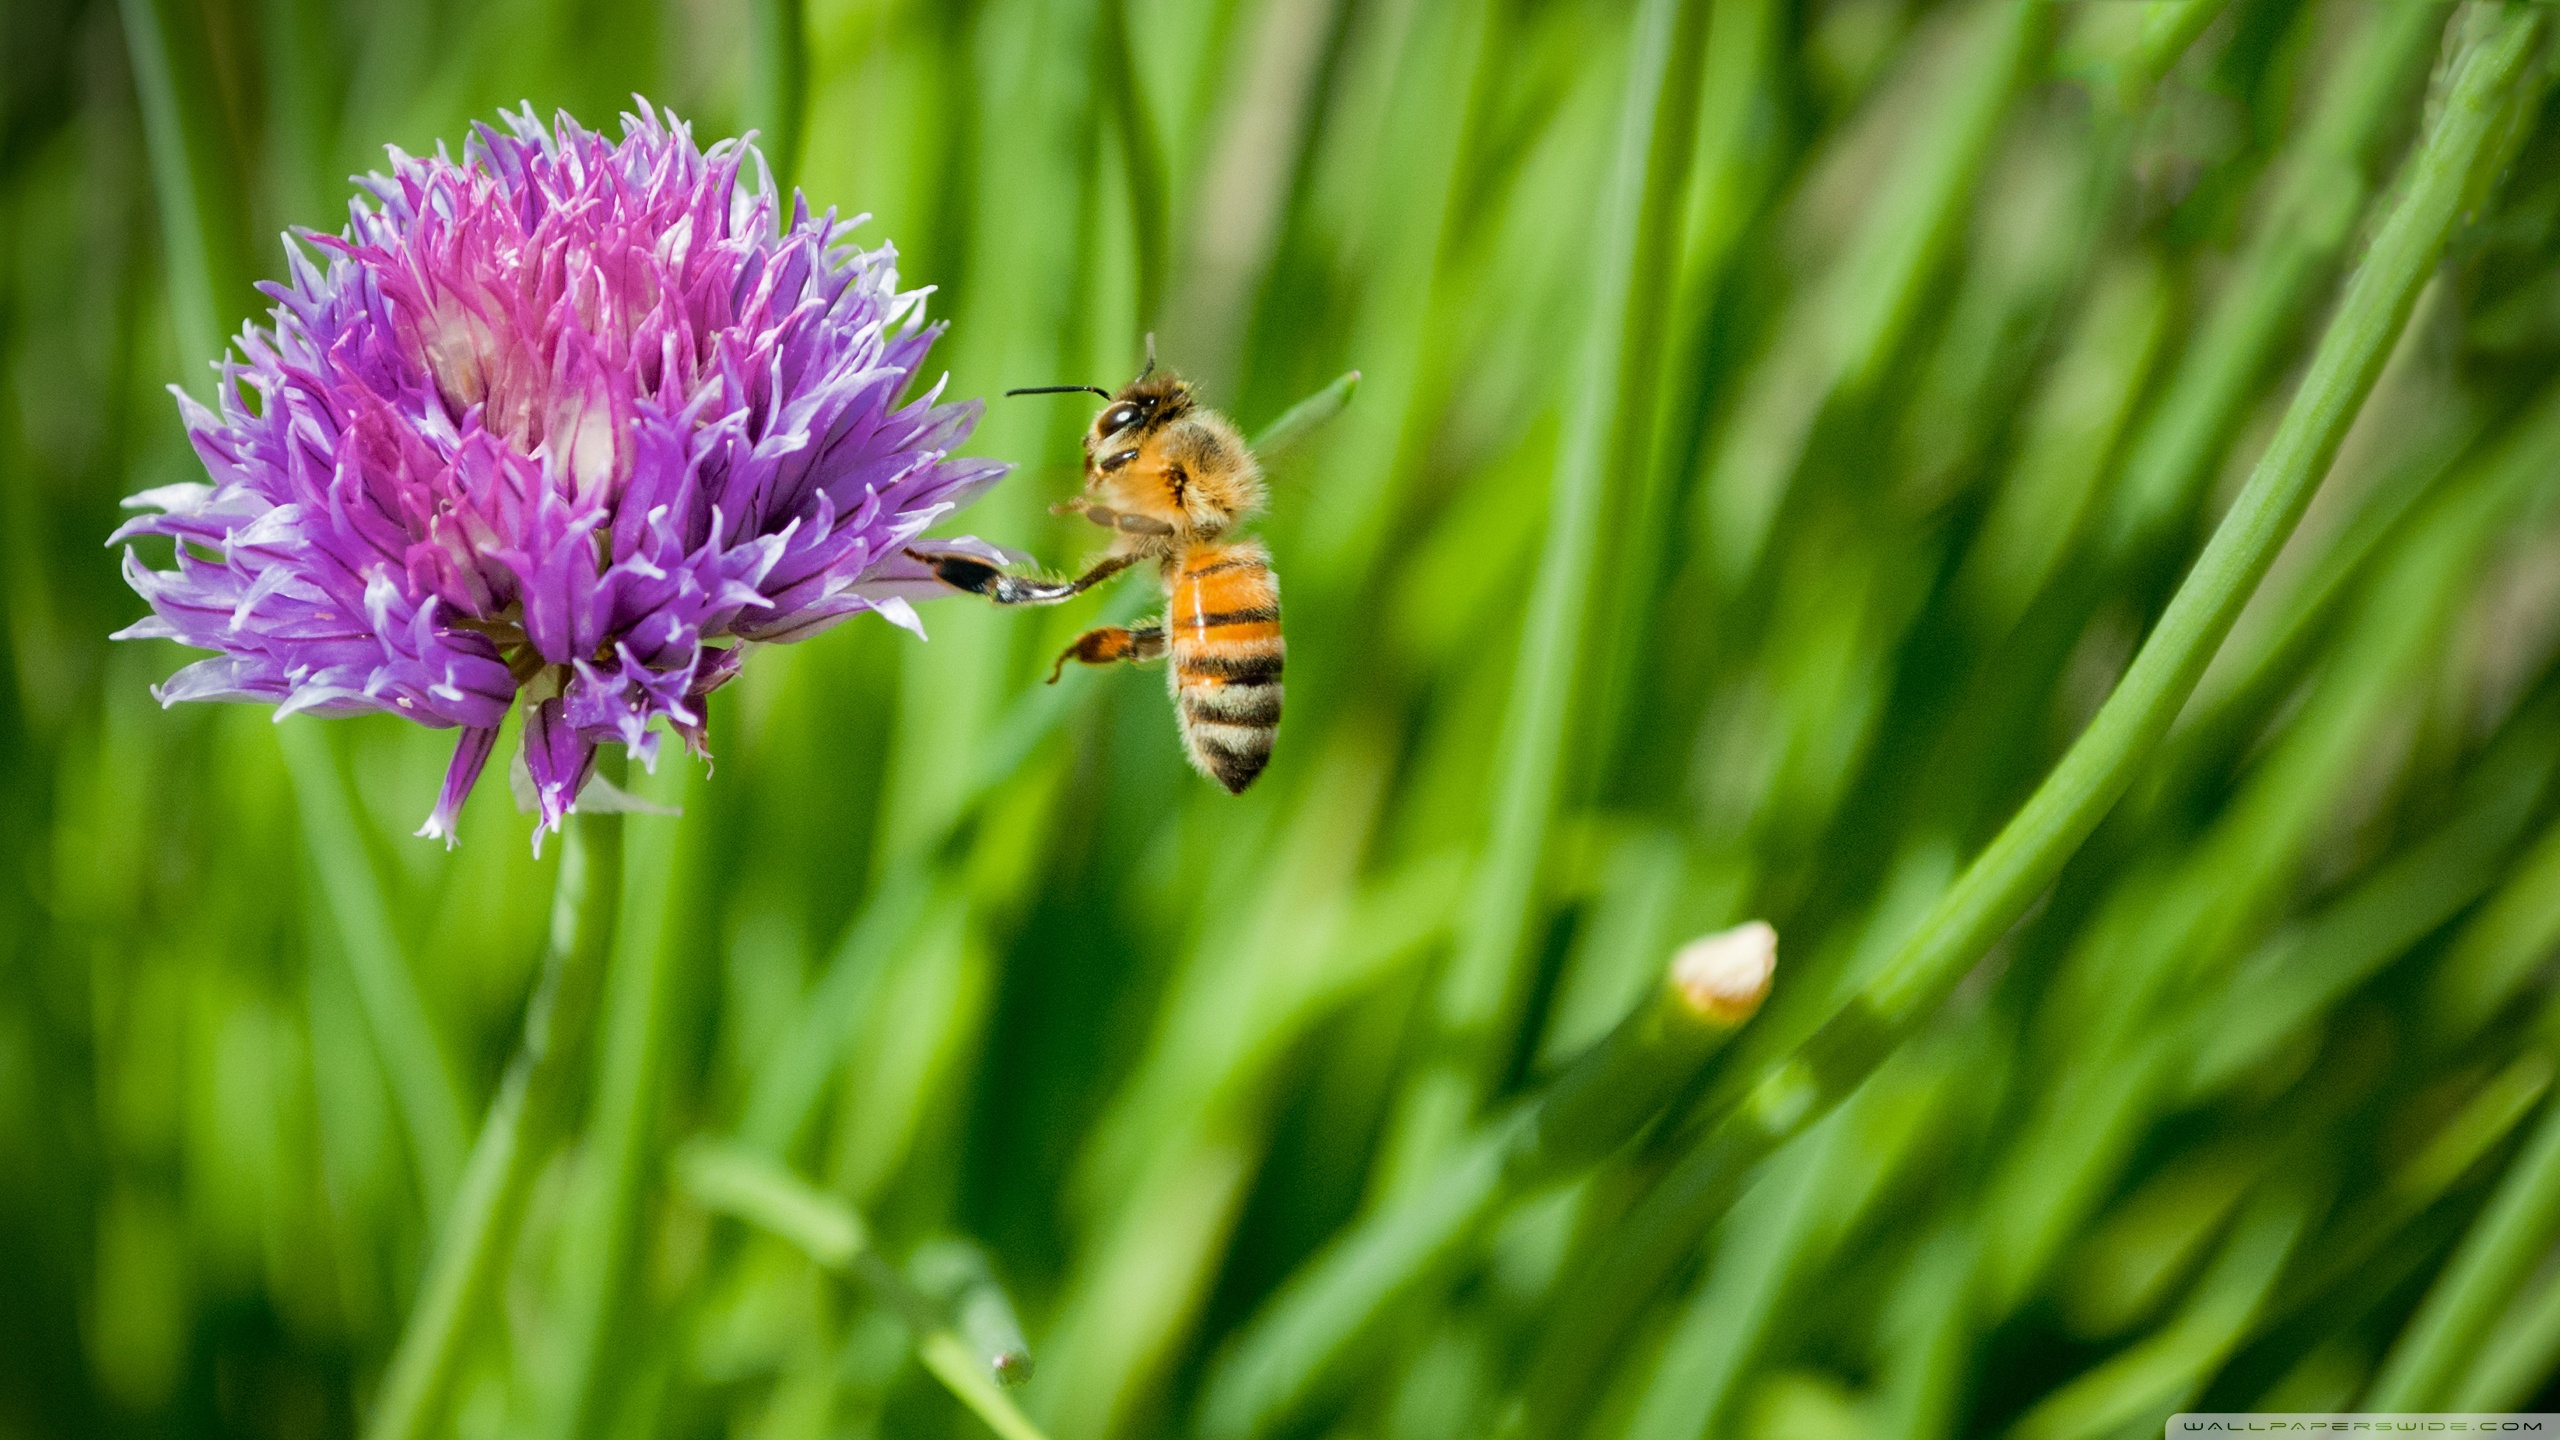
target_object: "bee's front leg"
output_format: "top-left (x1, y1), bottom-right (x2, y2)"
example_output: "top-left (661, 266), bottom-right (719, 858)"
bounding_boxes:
top-left (907, 550), bottom-right (1135, 606)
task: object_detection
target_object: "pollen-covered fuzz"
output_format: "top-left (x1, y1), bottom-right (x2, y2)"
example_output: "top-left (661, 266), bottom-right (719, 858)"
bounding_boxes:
top-left (113, 102), bottom-right (1008, 848)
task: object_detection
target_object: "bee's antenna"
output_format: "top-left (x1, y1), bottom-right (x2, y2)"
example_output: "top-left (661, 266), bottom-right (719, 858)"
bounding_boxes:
top-left (1005, 385), bottom-right (1116, 399)
top-left (1137, 332), bottom-right (1158, 382)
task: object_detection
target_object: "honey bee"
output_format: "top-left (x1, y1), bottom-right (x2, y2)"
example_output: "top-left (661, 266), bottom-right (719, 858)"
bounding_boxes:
top-left (909, 347), bottom-right (1283, 794)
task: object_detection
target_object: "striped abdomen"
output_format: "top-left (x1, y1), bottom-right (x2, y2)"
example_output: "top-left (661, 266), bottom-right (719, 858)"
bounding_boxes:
top-left (1168, 540), bottom-right (1283, 793)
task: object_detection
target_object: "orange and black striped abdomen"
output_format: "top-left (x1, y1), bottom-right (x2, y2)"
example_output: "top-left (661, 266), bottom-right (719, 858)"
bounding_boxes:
top-left (1168, 540), bottom-right (1283, 793)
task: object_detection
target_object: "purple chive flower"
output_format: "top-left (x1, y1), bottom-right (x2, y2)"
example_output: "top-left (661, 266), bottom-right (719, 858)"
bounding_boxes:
top-left (113, 101), bottom-right (1009, 847)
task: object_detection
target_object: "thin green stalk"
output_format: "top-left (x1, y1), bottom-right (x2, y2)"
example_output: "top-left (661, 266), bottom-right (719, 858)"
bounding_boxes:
top-left (2427, 811), bottom-right (2560, 1045)
top-left (1198, 924), bottom-right (1775, 1440)
top-left (1966, 411), bottom-right (2560, 1310)
top-left (545, 766), bottom-right (695, 1440)
top-left (2457, 1263), bottom-right (2560, 1409)
top-left (911, 1239), bottom-right (1035, 1386)
top-left (1390, 0), bottom-right (1713, 1200)
top-left (2062, 0), bottom-right (2234, 114)
top-left (2163, 378), bottom-right (2485, 780)
top-left (2182, 717), bottom-right (2558, 1098)
top-left (738, 863), bottom-right (943, 1158)
top-left (674, 1143), bottom-right (1049, 1439)
top-left (1978, 694), bottom-right (2559, 1358)
top-left (2009, 1185), bottom-right (2316, 1440)
top-left (2368, 1087), bottom-right (2560, 1409)
top-left (745, 0), bottom-right (810, 191)
top-left (2107, 435), bottom-right (2509, 1036)
top-left (2098, 0), bottom-right (2447, 560)
top-left (1872, 1224), bottom-right (1980, 1440)
top-left (1592, 0), bottom-right (1782, 779)
top-left (1959, 252), bottom-right (2172, 637)
top-left (1251, 370), bottom-right (1360, 457)
top-left (1096, 0), bottom-right (1168, 328)
top-left (117, 0), bottom-right (251, 375)
top-left (1621, 1115), bottom-right (1857, 1440)
top-left (1073, 847), bottom-right (1464, 1220)
top-left (1700, 0), bottom-right (2038, 580)
top-left (1041, 736), bottom-right (1392, 1440)
top-left (1293, 0), bottom-right (1490, 593)
top-left (255, 0), bottom-right (333, 225)
top-left (878, 0), bottom-right (1106, 862)
top-left (2268, 1049), bottom-right (2553, 1332)
top-left (363, 770), bottom-right (628, 1440)
top-left (278, 723), bottom-right (468, 1220)
top-left (921, 1333), bottom-right (1051, 1440)
top-left (1515, 10), bottom-right (2547, 1429)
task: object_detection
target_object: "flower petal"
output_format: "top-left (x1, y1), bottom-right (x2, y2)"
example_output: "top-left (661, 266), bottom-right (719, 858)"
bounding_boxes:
top-left (416, 724), bottom-right (503, 848)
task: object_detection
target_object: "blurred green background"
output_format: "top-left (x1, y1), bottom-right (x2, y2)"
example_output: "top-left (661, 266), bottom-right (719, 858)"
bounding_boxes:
top-left (9, 0), bottom-right (2560, 1437)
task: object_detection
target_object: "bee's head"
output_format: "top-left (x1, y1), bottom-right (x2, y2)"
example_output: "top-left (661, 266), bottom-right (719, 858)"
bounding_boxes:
top-left (1092, 370), bottom-right (1193, 445)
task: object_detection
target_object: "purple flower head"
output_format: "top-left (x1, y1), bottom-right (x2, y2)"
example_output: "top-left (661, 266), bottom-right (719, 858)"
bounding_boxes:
top-left (113, 101), bottom-right (1009, 848)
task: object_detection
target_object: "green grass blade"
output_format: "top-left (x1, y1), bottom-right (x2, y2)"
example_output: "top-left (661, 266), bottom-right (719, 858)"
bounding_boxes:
top-left (736, 863), bottom-right (940, 1158)
top-left (1250, 369), bottom-right (1360, 456)
top-left (2009, 1185), bottom-right (2315, 1440)
top-left (920, 1332), bottom-right (1053, 1440)
top-left (911, 1239), bottom-right (1036, 1386)
top-left (1395, 0), bottom-right (1715, 1197)
top-left (2061, 0), bottom-right (2234, 113)
top-left (676, 1141), bottom-right (869, 1267)
top-left (2098, 0), bottom-right (2447, 560)
top-left (675, 1143), bottom-right (1051, 1440)
top-left (1959, 252), bottom-right (2172, 637)
top-left (2367, 1084), bottom-right (2560, 1408)
top-left (745, 0), bottom-right (809, 191)
top-left (2456, 1262), bottom-right (2560, 1410)
top-left (116, 0), bottom-right (250, 374)
top-left (1199, 923), bottom-right (1773, 1440)
top-left (1097, 0), bottom-right (1169, 328)
top-left (277, 722), bottom-right (468, 1219)
top-left (1701, 0), bottom-right (2039, 580)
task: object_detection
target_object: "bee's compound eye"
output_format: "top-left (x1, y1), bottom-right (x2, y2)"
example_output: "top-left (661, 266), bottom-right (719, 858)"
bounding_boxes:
top-left (1105, 405), bottom-right (1141, 432)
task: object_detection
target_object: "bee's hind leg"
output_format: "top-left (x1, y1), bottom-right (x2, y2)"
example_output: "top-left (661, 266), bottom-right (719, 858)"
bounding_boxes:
top-left (1048, 624), bottom-right (1167, 683)
top-left (908, 549), bottom-right (1135, 606)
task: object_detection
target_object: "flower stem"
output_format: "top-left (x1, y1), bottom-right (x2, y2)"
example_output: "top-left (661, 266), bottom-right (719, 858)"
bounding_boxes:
top-left (363, 757), bottom-right (628, 1440)
top-left (544, 763), bottom-right (693, 1440)
top-left (1516, 7), bottom-right (2549, 1429)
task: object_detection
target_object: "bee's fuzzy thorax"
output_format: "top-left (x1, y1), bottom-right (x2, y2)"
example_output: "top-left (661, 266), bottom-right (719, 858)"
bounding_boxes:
top-left (1169, 412), bottom-right (1265, 528)
top-left (1078, 367), bottom-right (1262, 543)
